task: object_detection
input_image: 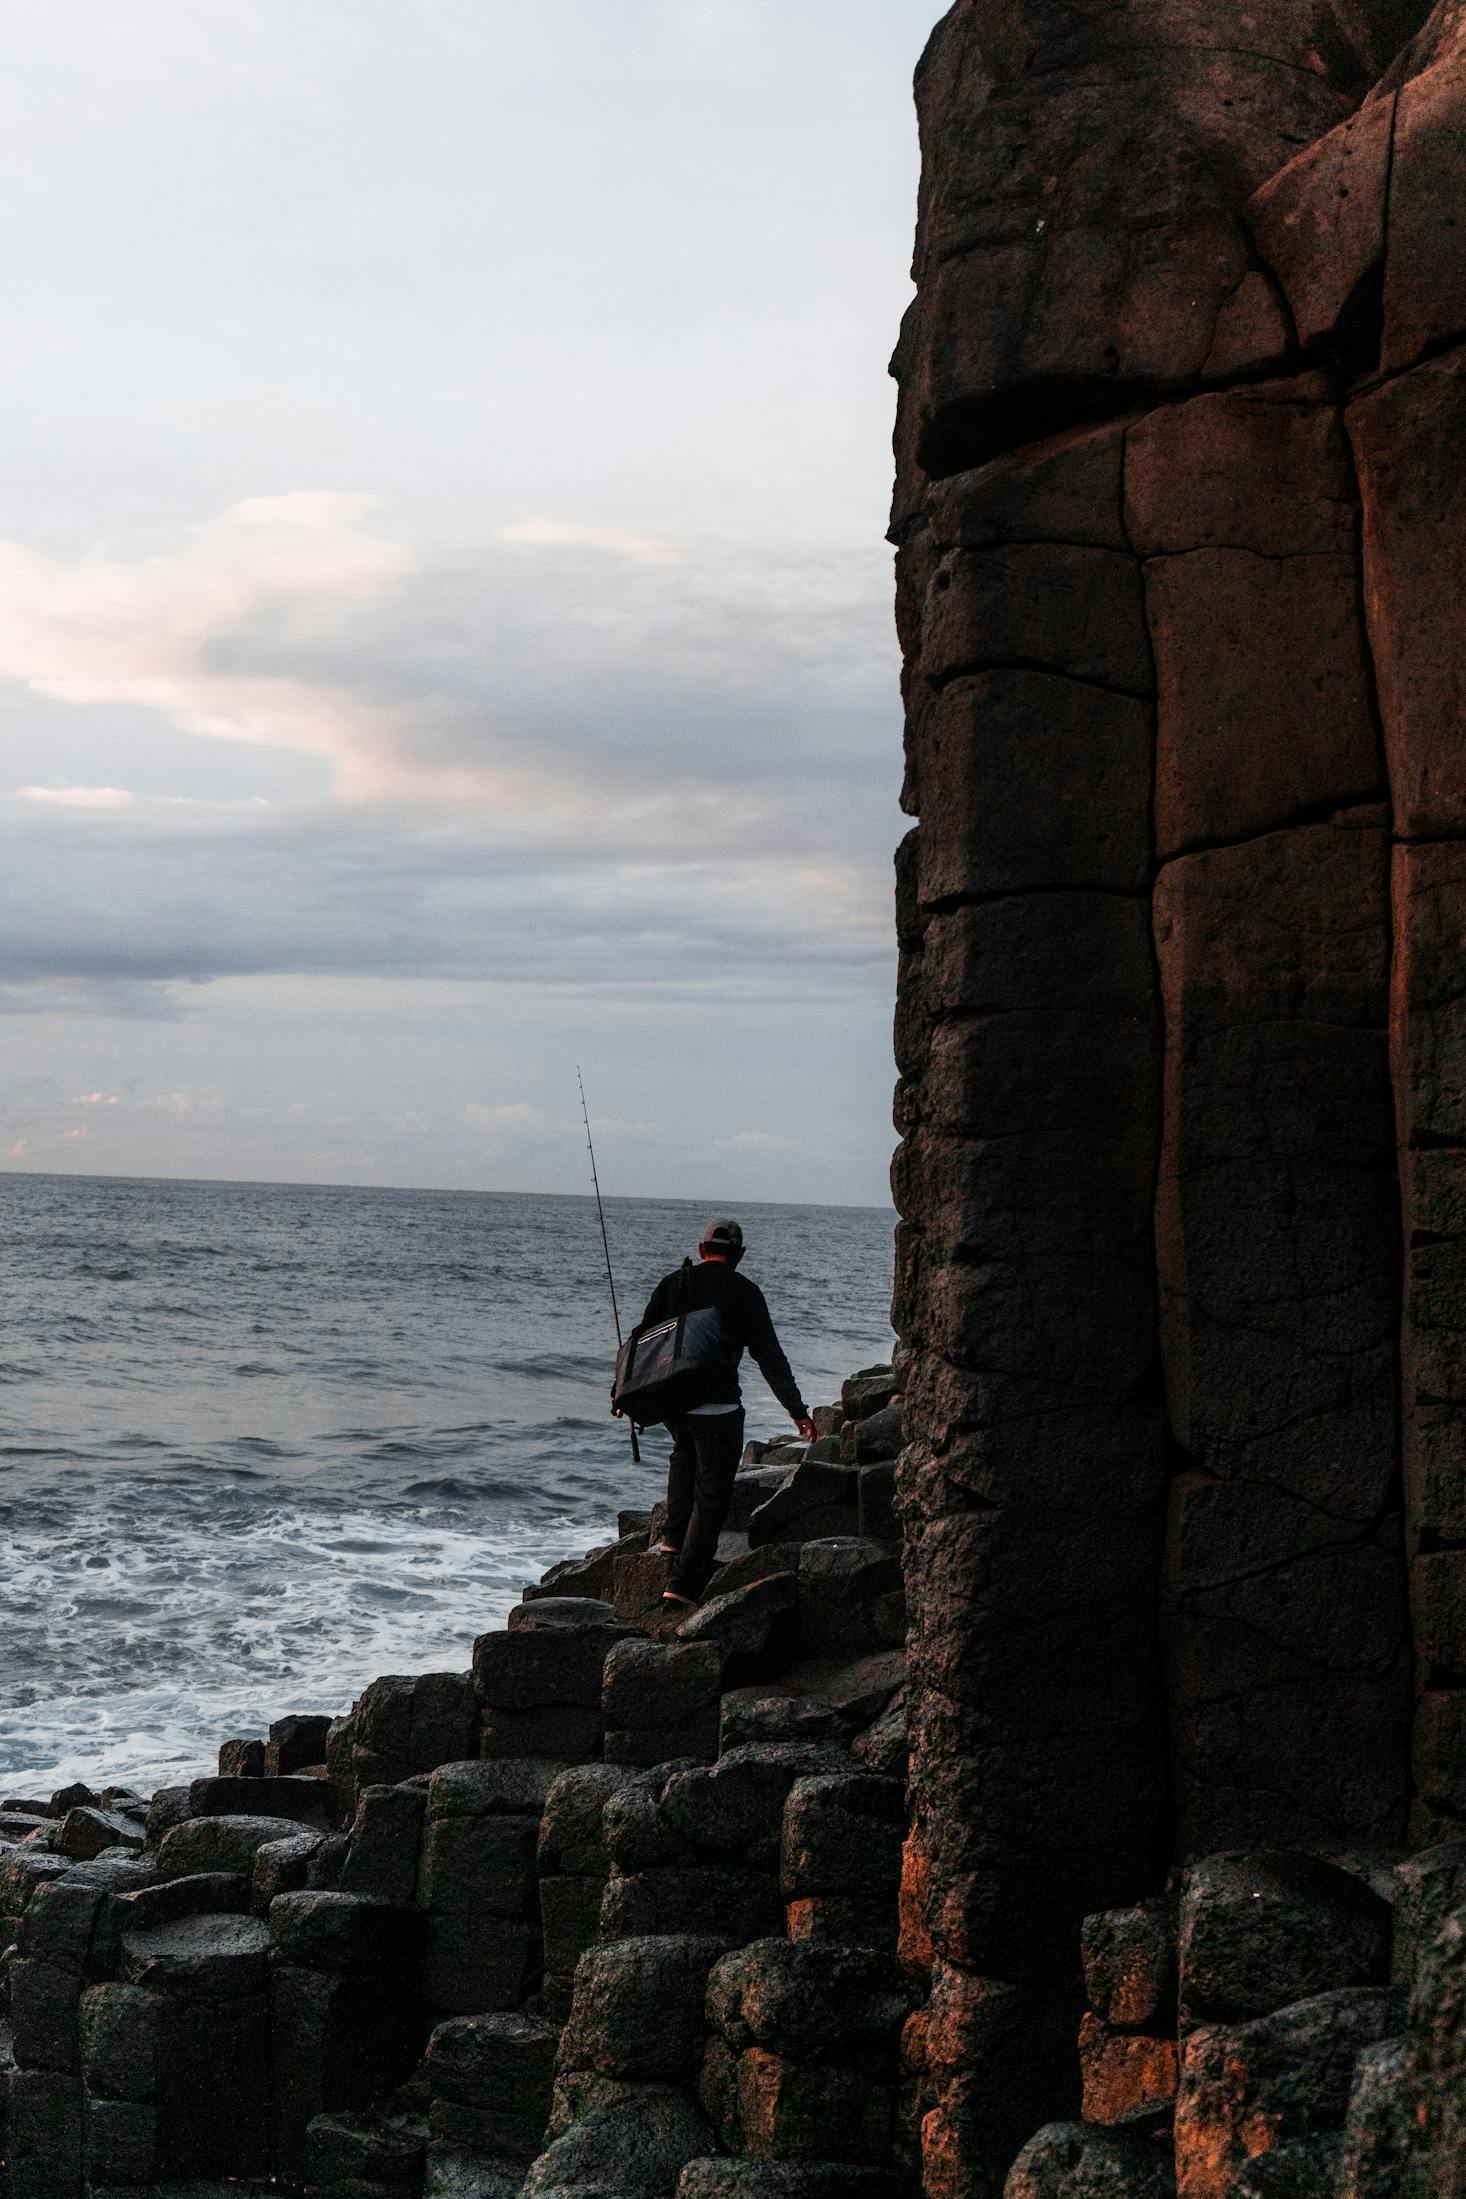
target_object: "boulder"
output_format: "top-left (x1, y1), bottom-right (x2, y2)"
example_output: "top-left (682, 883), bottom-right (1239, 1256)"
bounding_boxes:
top-left (1389, 1840), bottom-right (1466, 1991)
top-left (1178, 1854), bottom-right (1392, 2027)
top-left (603, 1639), bottom-right (725, 1766)
top-left (522, 2092), bottom-right (714, 2199)
top-left (352, 1673), bottom-right (478, 1786)
top-left (475, 1602), bottom-right (633, 1712)
top-left (157, 1814), bottom-right (308, 1880)
top-left (841, 1369), bottom-right (897, 1423)
top-left (662, 1746), bottom-right (852, 1871)
top-left (1407, 1904), bottom-right (1466, 2191)
top-left (1335, 2034), bottom-right (1411, 2199)
top-left (537, 1764), bottom-right (638, 1878)
top-left (118, 1911), bottom-right (273, 1998)
top-left (268, 1889), bottom-right (423, 1976)
top-left (678, 1577), bottom-right (799, 1684)
top-left (839, 1403), bottom-right (904, 1465)
top-left (1084, 1899), bottom-right (1177, 2031)
top-left (748, 1463), bottom-right (859, 1551)
top-left (57, 1808), bottom-right (145, 1862)
top-left (708, 1938), bottom-right (917, 2064)
top-left (427, 2009), bottom-right (558, 2161)
top-left (266, 1714), bottom-right (334, 1777)
top-left (796, 1541), bottom-right (905, 1661)
top-left (1174, 1989), bottom-right (1401, 2199)
top-left (704, 1545), bottom-right (803, 1603)
top-left (1078, 2016), bottom-right (1179, 2127)
top-left (720, 1693), bottom-right (847, 1755)
top-left (851, 1694), bottom-right (908, 1782)
top-left (185, 1774), bottom-right (345, 1830)
top-left (557, 1936), bottom-right (727, 2085)
top-left (339, 1782), bottom-right (426, 1906)
top-left (524, 1535), bottom-right (644, 1604)
top-left (1004, 2121), bottom-right (1175, 2197)
top-left (306, 2106), bottom-right (427, 2188)
top-left (252, 1830), bottom-right (322, 1911)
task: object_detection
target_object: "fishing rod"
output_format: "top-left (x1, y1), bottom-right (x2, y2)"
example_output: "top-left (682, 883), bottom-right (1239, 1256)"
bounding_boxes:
top-left (578, 1067), bottom-right (639, 1464)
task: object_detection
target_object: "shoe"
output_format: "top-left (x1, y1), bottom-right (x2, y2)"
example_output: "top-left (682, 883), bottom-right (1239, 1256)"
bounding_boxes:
top-left (654, 1542), bottom-right (678, 1556)
top-left (661, 1589), bottom-right (700, 1611)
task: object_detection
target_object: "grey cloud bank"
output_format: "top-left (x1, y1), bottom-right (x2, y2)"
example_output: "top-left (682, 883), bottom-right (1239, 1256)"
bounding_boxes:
top-left (0, 0), bottom-right (935, 1204)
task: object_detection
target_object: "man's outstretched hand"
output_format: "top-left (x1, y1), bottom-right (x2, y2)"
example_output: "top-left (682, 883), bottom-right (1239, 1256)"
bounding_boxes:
top-left (796, 1416), bottom-right (816, 1444)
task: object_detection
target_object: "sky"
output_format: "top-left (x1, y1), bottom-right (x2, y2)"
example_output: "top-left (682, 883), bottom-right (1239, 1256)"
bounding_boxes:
top-left (0, 0), bottom-right (936, 1207)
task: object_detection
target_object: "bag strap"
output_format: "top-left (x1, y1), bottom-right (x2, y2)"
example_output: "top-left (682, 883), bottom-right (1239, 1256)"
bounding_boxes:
top-left (674, 1257), bottom-right (693, 1352)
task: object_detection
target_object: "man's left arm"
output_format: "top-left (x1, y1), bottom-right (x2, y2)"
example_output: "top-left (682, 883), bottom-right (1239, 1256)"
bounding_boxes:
top-left (744, 1284), bottom-right (813, 1438)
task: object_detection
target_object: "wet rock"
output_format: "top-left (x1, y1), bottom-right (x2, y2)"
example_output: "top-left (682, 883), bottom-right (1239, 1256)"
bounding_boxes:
top-left (524, 2091), bottom-right (715, 2199)
top-left (267, 1713), bottom-right (334, 1777)
top-left (719, 1692), bottom-right (847, 1755)
top-left (678, 2167), bottom-right (904, 2199)
top-left (600, 1852), bottom-right (783, 1942)
top-left (1174, 1988), bottom-right (1400, 2198)
top-left (558, 1935), bottom-right (726, 2086)
top-left (841, 1369), bottom-right (897, 1423)
top-left (1335, 2033), bottom-right (1411, 2198)
top-left (1005, 2120), bottom-right (1175, 2197)
top-left (157, 1813), bottom-right (308, 1880)
top-left (352, 1673), bottom-right (478, 1788)
top-left (186, 1774), bottom-right (345, 1830)
top-left (339, 1782), bottom-right (426, 1906)
top-left (427, 2009), bottom-right (557, 2162)
top-left (252, 1829), bottom-right (322, 1911)
top-left (603, 1639), bottom-right (725, 1767)
top-left (747, 1463), bottom-right (858, 1551)
top-left (306, 2105), bottom-right (426, 2187)
top-left (1084, 1899), bottom-right (1177, 2032)
top-left (678, 1578), bottom-right (798, 1684)
top-left (49, 1784), bottom-right (98, 1817)
top-left (57, 1807), bottom-right (145, 1863)
top-left (1178, 1853), bottom-right (1392, 2027)
top-left (795, 1541), bottom-right (905, 1662)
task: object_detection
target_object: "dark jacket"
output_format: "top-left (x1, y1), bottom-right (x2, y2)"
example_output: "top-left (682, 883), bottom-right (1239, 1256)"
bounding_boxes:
top-left (638, 1259), bottom-right (807, 1420)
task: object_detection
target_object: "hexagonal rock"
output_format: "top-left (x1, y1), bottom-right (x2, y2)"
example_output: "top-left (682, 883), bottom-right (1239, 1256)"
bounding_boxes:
top-left (426, 1760), bottom-right (563, 1819)
top-left (720, 1693), bottom-right (847, 1755)
top-left (558, 1935), bottom-right (727, 2085)
top-left (118, 1911), bottom-right (273, 1998)
top-left (1078, 2016), bottom-right (1179, 2127)
top-left (780, 1774), bottom-right (904, 1903)
top-left (1174, 1989), bottom-right (1400, 2199)
top-left (602, 1638), bottom-right (726, 1765)
top-left (186, 1773), bottom-right (345, 1827)
top-left (746, 1463), bottom-right (859, 1554)
top-left (268, 1889), bottom-right (424, 1976)
top-left (474, 1600), bottom-right (633, 1711)
top-left (661, 1746), bottom-right (852, 1871)
top-left (1083, 1898), bottom-right (1176, 2032)
top-left (795, 1541), bottom-right (905, 1662)
top-left (521, 2091), bottom-right (714, 2199)
top-left (351, 1671), bottom-right (478, 1785)
top-left (708, 1938), bottom-right (917, 2065)
top-left (1005, 2120), bottom-right (1175, 2198)
top-left (57, 1808), bottom-right (144, 1863)
top-left (841, 1369), bottom-right (897, 1422)
top-left (678, 2166), bottom-right (905, 2199)
top-left (1178, 1854), bottom-right (1391, 2028)
top-left (426, 2008), bottom-right (558, 2160)
top-left (1335, 2035), bottom-right (1411, 2199)
top-left (305, 2106), bottom-right (426, 2188)
top-left (600, 1861), bottom-right (783, 1946)
top-left (156, 1815), bottom-right (307, 1881)
top-left (339, 1782), bottom-right (426, 1906)
top-left (677, 1576), bottom-right (799, 1685)
top-left (537, 1764), bottom-right (638, 1878)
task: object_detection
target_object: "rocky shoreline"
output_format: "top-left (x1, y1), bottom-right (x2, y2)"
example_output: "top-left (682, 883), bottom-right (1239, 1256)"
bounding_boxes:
top-left (2, 1358), bottom-right (1464, 2196)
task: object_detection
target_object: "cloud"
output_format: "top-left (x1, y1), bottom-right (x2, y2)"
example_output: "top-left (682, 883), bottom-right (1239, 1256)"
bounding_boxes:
top-left (725, 1128), bottom-right (804, 1154)
top-left (20, 785), bottom-right (135, 809)
top-left (73, 1092), bottom-right (120, 1105)
top-left (7, 1139), bottom-right (26, 1159)
top-left (61, 1126), bottom-right (88, 1141)
top-left (497, 519), bottom-right (683, 567)
top-left (0, 494), bottom-right (488, 804)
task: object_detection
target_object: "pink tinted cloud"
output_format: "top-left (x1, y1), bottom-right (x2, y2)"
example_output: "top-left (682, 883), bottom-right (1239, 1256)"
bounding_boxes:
top-left (0, 495), bottom-right (507, 806)
top-left (20, 785), bottom-right (135, 809)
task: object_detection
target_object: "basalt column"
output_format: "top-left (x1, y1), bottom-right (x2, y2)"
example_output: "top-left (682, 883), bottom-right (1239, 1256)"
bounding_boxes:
top-left (890, 4), bottom-right (1423, 2193)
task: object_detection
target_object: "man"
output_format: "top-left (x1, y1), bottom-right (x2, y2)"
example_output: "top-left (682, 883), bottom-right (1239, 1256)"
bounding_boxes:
top-left (637, 1217), bottom-right (814, 1610)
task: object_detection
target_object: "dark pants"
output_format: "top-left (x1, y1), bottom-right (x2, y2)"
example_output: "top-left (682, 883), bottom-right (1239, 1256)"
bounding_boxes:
top-left (664, 1409), bottom-right (745, 1598)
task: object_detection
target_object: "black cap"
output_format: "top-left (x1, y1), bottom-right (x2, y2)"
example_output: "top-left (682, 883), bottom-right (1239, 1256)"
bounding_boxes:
top-left (701, 1217), bottom-right (744, 1252)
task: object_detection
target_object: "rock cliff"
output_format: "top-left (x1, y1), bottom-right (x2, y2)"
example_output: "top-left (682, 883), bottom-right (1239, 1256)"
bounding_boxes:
top-left (891, 0), bottom-right (1466, 2190)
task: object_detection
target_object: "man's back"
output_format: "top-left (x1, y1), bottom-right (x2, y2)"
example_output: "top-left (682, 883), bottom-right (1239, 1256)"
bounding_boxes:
top-left (640, 1257), bottom-right (804, 1419)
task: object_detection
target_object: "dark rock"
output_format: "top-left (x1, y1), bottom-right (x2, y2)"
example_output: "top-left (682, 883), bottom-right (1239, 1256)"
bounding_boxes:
top-left (841, 1369), bottom-right (897, 1423)
top-left (678, 1577), bottom-right (798, 1684)
top-left (306, 2106), bottom-right (426, 2187)
top-left (537, 1765), bottom-right (637, 1878)
top-left (603, 1639), bottom-right (725, 1747)
top-left (266, 1713), bottom-right (334, 1776)
top-left (704, 1544), bottom-right (803, 1603)
top-left (1390, 1840), bottom-right (1466, 1991)
top-left (56, 1808), bottom-right (144, 1863)
top-left (1004, 2121), bottom-right (1175, 2197)
top-left (1232, 2137), bottom-right (1344, 2197)
top-left (525, 1534), bottom-right (644, 1604)
top-left (728, 1468), bottom-right (797, 1531)
top-left (426, 1760), bottom-right (563, 1819)
top-left (352, 1673), bottom-right (478, 1785)
top-left (79, 1981), bottom-right (163, 2102)
top-left (661, 1746), bottom-right (852, 1871)
top-left (613, 1547), bottom-right (675, 1625)
top-left (475, 1601), bottom-right (632, 1711)
top-left (856, 1460), bottom-right (900, 1547)
top-left (49, 1783), bottom-right (98, 1817)
top-left (1174, 1989), bottom-right (1400, 2199)
top-left (145, 1785), bottom-right (192, 1848)
top-left (1336, 2033), bottom-right (1411, 2198)
top-left (600, 1861), bottom-right (782, 1944)
top-left (1078, 2015), bottom-right (1179, 2127)
top-left (839, 1403), bottom-right (904, 1466)
top-left (1407, 1903), bottom-right (1466, 2190)
top-left (480, 1702), bottom-right (604, 1763)
top-left (747, 1462), bottom-right (859, 1552)
top-left (851, 1694), bottom-right (908, 1782)
top-left (796, 1540), bottom-right (905, 1661)
top-left (269, 1888), bottom-right (423, 1975)
top-left (1084, 1898), bottom-right (1176, 2031)
top-left (558, 1935), bottom-right (727, 2085)
top-left (111, 1871), bottom-right (250, 1931)
top-left (118, 1911), bottom-right (273, 1998)
top-left (218, 1738), bottom-right (265, 1779)
top-left (524, 2091), bottom-right (715, 2199)
top-left (678, 2165), bottom-right (904, 2199)
top-left (186, 1774), bottom-right (345, 1830)
top-left (780, 1774), bottom-right (904, 1906)
top-left (719, 1692), bottom-right (847, 1755)
top-left (10, 1959), bottom-right (83, 2072)
top-left (708, 1938), bottom-right (917, 2064)
top-left (157, 1814), bottom-right (308, 1880)
top-left (339, 1782), bottom-right (426, 1906)
top-left (1178, 1853), bottom-right (1392, 2027)
top-left (252, 1829), bottom-right (322, 1910)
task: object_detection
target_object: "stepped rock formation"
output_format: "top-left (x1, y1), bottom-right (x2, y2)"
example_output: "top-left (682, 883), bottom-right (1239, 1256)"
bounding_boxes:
top-left (890, 0), bottom-right (1466, 2190)
top-left (9, 4), bottom-right (1466, 2196)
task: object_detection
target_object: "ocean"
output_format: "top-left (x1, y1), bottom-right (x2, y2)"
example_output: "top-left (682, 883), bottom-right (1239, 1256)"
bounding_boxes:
top-left (0, 1173), bottom-right (895, 1796)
